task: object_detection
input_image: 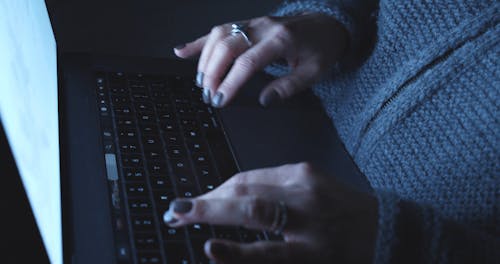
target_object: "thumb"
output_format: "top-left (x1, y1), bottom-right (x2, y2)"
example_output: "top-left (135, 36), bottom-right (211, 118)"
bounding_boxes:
top-left (259, 63), bottom-right (319, 107)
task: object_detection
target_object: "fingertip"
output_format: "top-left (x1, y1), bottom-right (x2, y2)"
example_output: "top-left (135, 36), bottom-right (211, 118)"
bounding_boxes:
top-left (174, 43), bottom-right (186, 50)
top-left (204, 240), bottom-right (221, 261)
top-left (173, 47), bottom-right (189, 59)
top-left (162, 208), bottom-right (178, 225)
top-left (211, 91), bottom-right (225, 108)
top-left (204, 240), bottom-right (212, 259)
top-left (205, 239), bottom-right (234, 261)
top-left (259, 89), bottom-right (281, 107)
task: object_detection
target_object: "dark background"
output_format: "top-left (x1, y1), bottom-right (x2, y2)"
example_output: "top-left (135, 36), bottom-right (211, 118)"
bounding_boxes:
top-left (46, 0), bottom-right (282, 58)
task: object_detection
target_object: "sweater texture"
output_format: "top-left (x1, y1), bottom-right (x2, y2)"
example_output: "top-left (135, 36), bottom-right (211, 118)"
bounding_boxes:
top-left (269, 0), bottom-right (499, 263)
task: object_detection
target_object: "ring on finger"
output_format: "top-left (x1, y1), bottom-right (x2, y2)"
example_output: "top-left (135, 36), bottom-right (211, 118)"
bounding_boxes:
top-left (230, 23), bottom-right (253, 47)
top-left (270, 201), bottom-right (288, 235)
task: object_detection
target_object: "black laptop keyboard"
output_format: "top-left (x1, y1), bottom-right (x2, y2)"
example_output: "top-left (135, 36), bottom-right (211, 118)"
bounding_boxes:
top-left (95, 72), bottom-right (270, 264)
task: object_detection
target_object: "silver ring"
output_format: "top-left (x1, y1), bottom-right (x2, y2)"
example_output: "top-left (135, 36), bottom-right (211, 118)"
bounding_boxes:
top-left (230, 23), bottom-right (253, 47)
top-left (270, 201), bottom-right (288, 235)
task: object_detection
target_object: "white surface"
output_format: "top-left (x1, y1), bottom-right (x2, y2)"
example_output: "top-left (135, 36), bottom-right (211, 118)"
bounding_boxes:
top-left (0, 1), bottom-right (61, 264)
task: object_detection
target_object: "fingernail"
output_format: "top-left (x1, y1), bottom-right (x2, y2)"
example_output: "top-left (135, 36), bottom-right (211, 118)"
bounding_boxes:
top-left (163, 209), bottom-right (178, 224)
top-left (172, 199), bottom-right (193, 214)
top-left (260, 90), bottom-right (280, 107)
top-left (211, 92), bottom-right (224, 108)
top-left (174, 43), bottom-right (186, 50)
top-left (202, 87), bottom-right (211, 104)
top-left (210, 241), bottom-right (229, 257)
top-left (196, 72), bottom-right (204, 88)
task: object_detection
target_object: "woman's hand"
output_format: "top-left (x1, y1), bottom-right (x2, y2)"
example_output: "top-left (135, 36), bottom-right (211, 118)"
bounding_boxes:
top-left (163, 162), bottom-right (378, 263)
top-left (174, 14), bottom-right (348, 107)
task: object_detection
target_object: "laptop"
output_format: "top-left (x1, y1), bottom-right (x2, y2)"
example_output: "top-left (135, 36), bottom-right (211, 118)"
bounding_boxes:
top-left (0, 0), bottom-right (367, 263)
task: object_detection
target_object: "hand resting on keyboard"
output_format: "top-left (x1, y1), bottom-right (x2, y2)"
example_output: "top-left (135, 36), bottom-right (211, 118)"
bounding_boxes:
top-left (164, 162), bottom-right (378, 264)
top-left (173, 14), bottom-right (348, 108)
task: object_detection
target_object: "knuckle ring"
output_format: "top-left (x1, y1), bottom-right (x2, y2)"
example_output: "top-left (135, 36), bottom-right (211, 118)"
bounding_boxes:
top-left (230, 23), bottom-right (253, 47)
top-left (270, 201), bottom-right (288, 235)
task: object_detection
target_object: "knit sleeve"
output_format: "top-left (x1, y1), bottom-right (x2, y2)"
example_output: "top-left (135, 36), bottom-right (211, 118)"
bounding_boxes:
top-left (265, 0), bottom-right (378, 77)
top-left (374, 191), bottom-right (500, 264)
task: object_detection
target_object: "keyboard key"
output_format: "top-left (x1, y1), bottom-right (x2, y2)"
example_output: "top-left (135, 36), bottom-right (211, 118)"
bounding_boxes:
top-left (185, 129), bottom-right (201, 140)
top-left (138, 113), bottom-right (155, 123)
top-left (131, 216), bottom-right (155, 232)
top-left (155, 102), bottom-right (172, 112)
top-left (126, 183), bottom-right (148, 196)
top-left (142, 136), bottom-right (161, 148)
top-left (179, 118), bottom-right (198, 129)
top-left (148, 162), bottom-right (168, 175)
top-left (174, 173), bottom-right (196, 187)
top-left (99, 103), bottom-right (110, 116)
top-left (196, 165), bottom-right (215, 179)
top-left (119, 141), bottom-right (140, 153)
top-left (162, 120), bottom-right (179, 132)
top-left (154, 189), bottom-right (175, 211)
top-left (110, 86), bottom-right (128, 95)
top-left (134, 233), bottom-right (160, 250)
top-left (123, 168), bottom-right (145, 181)
top-left (188, 224), bottom-right (211, 237)
top-left (103, 140), bottom-right (115, 153)
top-left (171, 160), bottom-right (190, 175)
top-left (121, 155), bottom-right (143, 167)
top-left (144, 149), bottom-right (163, 160)
top-left (197, 172), bottom-right (219, 193)
top-left (168, 146), bottom-right (186, 159)
top-left (186, 141), bottom-right (206, 153)
top-left (129, 199), bottom-right (153, 213)
top-left (118, 129), bottom-right (137, 140)
top-left (150, 81), bottom-right (167, 90)
top-left (163, 227), bottom-right (186, 241)
top-left (135, 102), bottom-right (154, 113)
top-left (114, 105), bottom-right (133, 116)
top-left (192, 154), bottom-right (209, 165)
top-left (112, 95), bottom-right (130, 105)
top-left (132, 92), bottom-right (150, 102)
top-left (177, 186), bottom-right (198, 198)
top-left (137, 252), bottom-right (162, 264)
top-left (150, 178), bottom-right (171, 190)
top-left (164, 132), bottom-right (182, 146)
top-left (129, 81), bottom-right (147, 90)
top-left (151, 90), bottom-right (170, 102)
top-left (116, 116), bottom-right (136, 127)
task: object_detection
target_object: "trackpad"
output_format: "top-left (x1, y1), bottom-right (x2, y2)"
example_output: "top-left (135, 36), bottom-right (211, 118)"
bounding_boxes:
top-left (219, 87), bottom-right (371, 193)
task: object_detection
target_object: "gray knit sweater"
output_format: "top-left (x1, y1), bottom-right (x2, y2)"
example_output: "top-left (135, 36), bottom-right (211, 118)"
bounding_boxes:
top-left (268, 0), bottom-right (499, 263)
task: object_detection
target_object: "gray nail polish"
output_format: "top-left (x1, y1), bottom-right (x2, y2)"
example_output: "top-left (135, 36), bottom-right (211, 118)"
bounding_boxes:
top-left (196, 72), bottom-right (204, 88)
top-left (202, 87), bottom-right (211, 104)
top-left (211, 92), bottom-right (224, 108)
top-left (173, 200), bottom-right (193, 214)
top-left (163, 209), bottom-right (178, 224)
top-left (260, 90), bottom-right (280, 107)
top-left (174, 43), bottom-right (186, 50)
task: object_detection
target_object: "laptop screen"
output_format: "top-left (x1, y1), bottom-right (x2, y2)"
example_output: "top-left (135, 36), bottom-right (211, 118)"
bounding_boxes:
top-left (0, 1), bottom-right (61, 264)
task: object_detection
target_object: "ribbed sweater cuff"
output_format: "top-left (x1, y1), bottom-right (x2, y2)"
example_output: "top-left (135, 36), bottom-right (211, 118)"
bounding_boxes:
top-left (373, 190), bottom-right (500, 263)
top-left (264, 1), bottom-right (356, 77)
top-left (373, 191), bottom-right (399, 264)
